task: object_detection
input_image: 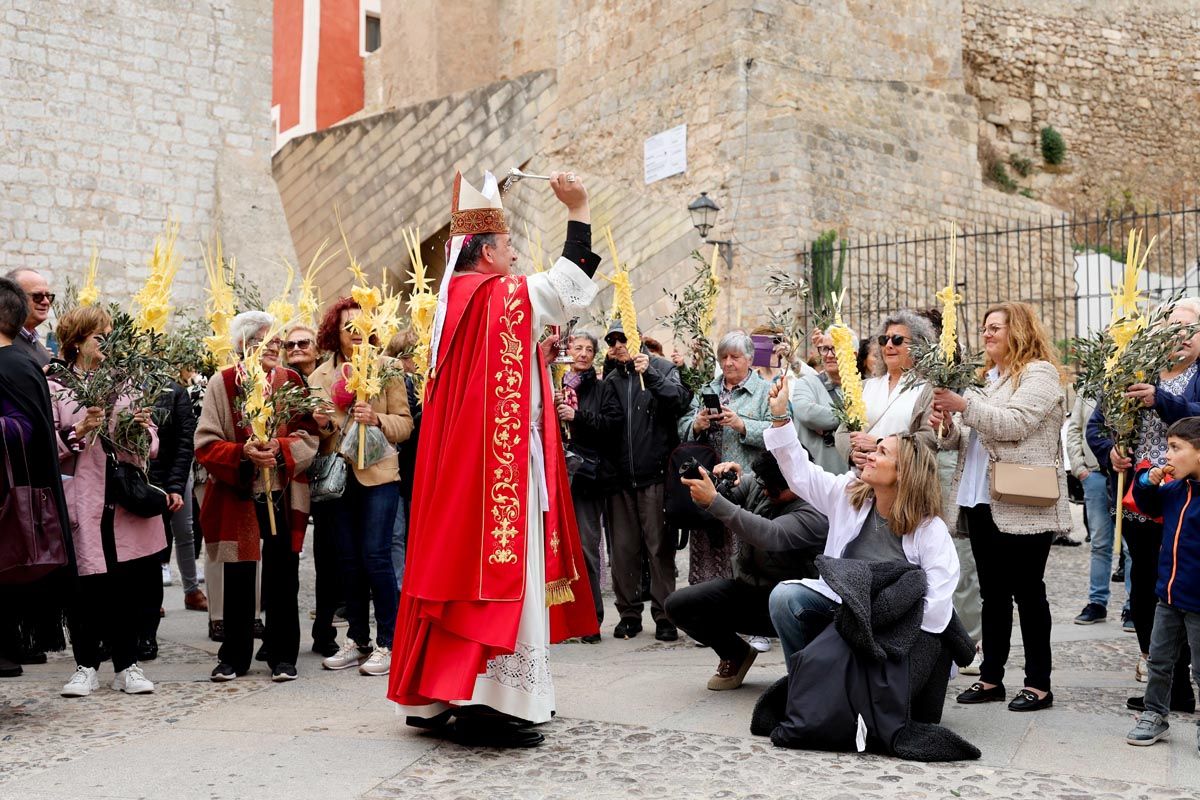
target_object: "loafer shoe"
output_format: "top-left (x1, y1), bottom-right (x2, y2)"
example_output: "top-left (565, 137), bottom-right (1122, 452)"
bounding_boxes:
top-left (1009, 689), bottom-right (1053, 712)
top-left (450, 717), bottom-right (545, 748)
top-left (956, 682), bottom-right (1006, 704)
top-left (613, 619), bottom-right (642, 639)
top-left (654, 621), bottom-right (678, 642)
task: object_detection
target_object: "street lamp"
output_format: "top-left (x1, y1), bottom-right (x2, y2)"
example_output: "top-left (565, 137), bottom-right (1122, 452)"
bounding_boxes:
top-left (688, 191), bottom-right (733, 273)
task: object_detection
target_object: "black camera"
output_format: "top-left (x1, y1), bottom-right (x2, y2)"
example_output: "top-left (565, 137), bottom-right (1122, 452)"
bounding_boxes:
top-left (678, 458), bottom-right (735, 494)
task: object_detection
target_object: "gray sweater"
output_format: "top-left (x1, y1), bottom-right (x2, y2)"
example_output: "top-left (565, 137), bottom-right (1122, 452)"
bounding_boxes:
top-left (704, 480), bottom-right (829, 588)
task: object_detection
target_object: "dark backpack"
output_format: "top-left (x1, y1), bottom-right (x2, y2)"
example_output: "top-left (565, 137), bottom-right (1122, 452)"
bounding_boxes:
top-left (664, 441), bottom-right (723, 549)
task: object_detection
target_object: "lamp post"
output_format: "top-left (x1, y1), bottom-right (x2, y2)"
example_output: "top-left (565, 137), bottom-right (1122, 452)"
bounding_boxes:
top-left (688, 191), bottom-right (733, 273)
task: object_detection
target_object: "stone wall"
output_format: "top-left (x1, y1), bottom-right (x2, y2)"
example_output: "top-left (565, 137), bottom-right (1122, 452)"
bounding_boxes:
top-left (0, 0), bottom-right (294, 308)
top-left (964, 0), bottom-right (1200, 212)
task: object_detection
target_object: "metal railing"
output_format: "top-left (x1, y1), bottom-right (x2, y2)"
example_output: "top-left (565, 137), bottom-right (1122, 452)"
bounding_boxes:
top-left (797, 206), bottom-right (1200, 353)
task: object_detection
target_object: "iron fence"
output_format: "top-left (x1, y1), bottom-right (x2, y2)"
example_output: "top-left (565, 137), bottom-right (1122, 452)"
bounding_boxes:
top-left (796, 206), bottom-right (1200, 356)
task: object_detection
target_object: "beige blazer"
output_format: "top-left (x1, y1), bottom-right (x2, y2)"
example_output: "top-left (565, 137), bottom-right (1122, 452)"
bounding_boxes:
top-left (942, 360), bottom-right (1071, 535)
top-left (308, 356), bottom-right (414, 487)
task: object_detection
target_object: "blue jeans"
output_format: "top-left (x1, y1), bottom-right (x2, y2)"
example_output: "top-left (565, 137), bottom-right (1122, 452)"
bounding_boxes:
top-left (768, 582), bottom-right (839, 665)
top-left (1083, 471), bottom-right (1131, 607)
top-left (331, 474), bottom-right (400, 649)
top-left (391, 496), bottom-right (408, 591)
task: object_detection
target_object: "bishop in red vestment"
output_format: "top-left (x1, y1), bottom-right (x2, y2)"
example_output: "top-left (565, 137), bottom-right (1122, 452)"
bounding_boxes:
top-left (387, 170), bottom-right (601, 746)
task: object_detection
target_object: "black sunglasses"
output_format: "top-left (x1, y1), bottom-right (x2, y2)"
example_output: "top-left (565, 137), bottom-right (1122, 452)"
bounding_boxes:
top-left (877, 334), bottom-right (909, 347)
top-left (283, 339), bottom-right (313, 350)
top-left (29, 292), bottom-right (55, 304)
top-left (606, 334), bottom-right (628, 345)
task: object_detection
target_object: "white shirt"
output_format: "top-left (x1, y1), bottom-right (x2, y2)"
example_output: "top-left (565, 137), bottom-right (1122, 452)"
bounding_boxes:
top-left (764, 423), bottom-right (960, 634)
top-left (861, 374), bottom-right (923, 437)
top-left (956, 367), bottom-right (999, 508)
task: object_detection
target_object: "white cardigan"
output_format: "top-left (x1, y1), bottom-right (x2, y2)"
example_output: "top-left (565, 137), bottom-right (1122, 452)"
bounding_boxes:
top-left (764, 424), bottom-right (959, 634)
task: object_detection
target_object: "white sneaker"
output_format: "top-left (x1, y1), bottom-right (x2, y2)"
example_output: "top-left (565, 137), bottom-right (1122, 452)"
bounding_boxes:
top-left (161, 564), bottom-right (173, 586)
top-left (747, 635), bottom-right (772, 653)
top-left (359, 646), bottom-right (391, 676)
top-left (61, 665), bottom-right (99, 697)
top-left (1136, 654), bottom-right (1149, 683)
top-left (113, 664), bottom-right (155, 694)
top-left (322, 640), bottom-right (366, 670)
top-left (961, 650), bottom-right (983, 676)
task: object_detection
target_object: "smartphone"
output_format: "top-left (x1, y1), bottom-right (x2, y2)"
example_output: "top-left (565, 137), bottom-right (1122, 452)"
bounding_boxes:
top-left (701, 391), bottom-right (721, 414)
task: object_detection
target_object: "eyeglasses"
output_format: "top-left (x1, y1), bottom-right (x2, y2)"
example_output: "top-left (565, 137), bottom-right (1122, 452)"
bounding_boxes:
top-left (978, 324), bottom-right (1007, 337)
top-left (816, 345), bottom-right (836, 355)
top-left (283, 339), bottom-right (313, 351)
top-left (877, 334), bottom-right (909, 347)
top-left (29, 292), bottom-right (55, 304)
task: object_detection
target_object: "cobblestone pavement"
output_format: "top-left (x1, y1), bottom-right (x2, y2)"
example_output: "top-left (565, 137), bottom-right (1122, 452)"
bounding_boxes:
top-left (2, 511), bottom-right (1198, 799)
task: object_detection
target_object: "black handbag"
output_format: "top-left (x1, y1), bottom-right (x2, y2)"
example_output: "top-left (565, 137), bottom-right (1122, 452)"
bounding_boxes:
top-left (101, 438), bottom-right (170, 518)
top-left (309, 452), bottom-right (348, 503)
top-left (0, 419), bottom-right (68, 584)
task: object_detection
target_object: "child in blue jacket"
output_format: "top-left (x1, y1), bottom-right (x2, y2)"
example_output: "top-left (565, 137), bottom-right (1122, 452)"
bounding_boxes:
top-left (1127, 416), bottom-right (1200, 751)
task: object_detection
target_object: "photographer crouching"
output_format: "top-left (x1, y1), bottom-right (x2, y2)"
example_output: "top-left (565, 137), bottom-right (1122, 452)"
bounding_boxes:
top-left (665, 452), bottom-right (828, 691)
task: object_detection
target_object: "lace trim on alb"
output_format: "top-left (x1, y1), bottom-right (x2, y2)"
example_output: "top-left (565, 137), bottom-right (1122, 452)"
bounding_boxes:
top-left (483, 643), bottom-right (553, 696)
top-left (547, 260), bottom-right (598, 310)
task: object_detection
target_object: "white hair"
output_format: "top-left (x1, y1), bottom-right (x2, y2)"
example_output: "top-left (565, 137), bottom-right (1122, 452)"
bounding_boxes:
top-left (717, 331), bottom-right (755, 359)
top-left (230, 310), bottom-right (276, 357)
top-left (1170, 297), bottom-right (1200, 321)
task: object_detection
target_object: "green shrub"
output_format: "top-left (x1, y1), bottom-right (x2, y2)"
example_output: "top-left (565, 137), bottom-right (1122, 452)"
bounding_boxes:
top-left (1009, 155), bottom-right (1033, 177)
top-left (1040, 126), bottom-right (1066, 165)
top-left (987, 160), bottom-right (1018, 192)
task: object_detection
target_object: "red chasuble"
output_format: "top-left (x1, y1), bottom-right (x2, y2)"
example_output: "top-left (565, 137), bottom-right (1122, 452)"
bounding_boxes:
top-left (387, 272), bottom-right (598, 707)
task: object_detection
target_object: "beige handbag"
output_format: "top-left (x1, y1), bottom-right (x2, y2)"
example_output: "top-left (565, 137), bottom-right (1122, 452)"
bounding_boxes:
top-left (989, 459), bottom-right (1061, 507)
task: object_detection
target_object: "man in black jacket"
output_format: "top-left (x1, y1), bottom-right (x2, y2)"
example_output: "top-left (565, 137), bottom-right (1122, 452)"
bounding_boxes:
top-left (140, 381), bottom-right (199, 659)
top-left (556, 331), bottom-right (618, 642)
top-left (603, 320), bottom-right (692, 641)
top-left (667, 451), bottom-right (827, 690)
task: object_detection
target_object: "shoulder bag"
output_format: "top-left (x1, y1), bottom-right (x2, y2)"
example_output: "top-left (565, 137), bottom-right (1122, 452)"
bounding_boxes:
top-left (0, 418), bottom-right (68, 583)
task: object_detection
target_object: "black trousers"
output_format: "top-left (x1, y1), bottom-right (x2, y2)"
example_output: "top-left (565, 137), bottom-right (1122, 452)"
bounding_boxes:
top-left (69, 508), bottom-right (161, 672)
top-left (1125, 514), bottom-right (1194, 702)
top-left (218, 501), bottom-right (299, 673)
top-left (965, 505), bottom-right (1054, 692)
top-left (664, 578), bottom-right (775, 662)
top-left (309, 503), bottom-right (344, 647)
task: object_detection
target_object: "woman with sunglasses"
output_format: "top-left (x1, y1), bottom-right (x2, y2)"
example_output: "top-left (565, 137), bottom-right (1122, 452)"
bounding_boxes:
top-left (763, 375), bottom-right (959, 666)
top-left (930, 302), bottom-right (1069, 712)
top-left (309, 297), bottom-right (413, 678)
top-left (283, 324), bottom-right (321, 384)
top-left (848, 311), bottom-right (937, 471)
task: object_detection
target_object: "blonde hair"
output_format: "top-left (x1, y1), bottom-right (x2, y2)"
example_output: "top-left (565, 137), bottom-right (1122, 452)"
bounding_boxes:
top-left (385, 327), bottom-right (419, 359)
top-left (56, 306), bottom-right (112, 363)
top-left (847, 434), bottom-right (942, 536)
top-left (981, 301), bottom-right (1063, 388)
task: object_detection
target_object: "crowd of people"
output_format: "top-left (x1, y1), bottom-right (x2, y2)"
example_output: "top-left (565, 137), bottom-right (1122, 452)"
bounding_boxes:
top-left (1, 225), bottom-right (1198, 755)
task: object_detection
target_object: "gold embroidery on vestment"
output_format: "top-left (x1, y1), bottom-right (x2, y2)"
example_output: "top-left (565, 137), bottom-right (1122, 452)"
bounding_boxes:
top-left (487, 278), bottom-right (524, 566)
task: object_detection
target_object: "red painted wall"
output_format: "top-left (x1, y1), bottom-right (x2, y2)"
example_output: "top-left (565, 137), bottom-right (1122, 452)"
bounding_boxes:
top-left (316, 0), bottom-right (364, 130)
top-left (273, 0), bottom-right (303, 133)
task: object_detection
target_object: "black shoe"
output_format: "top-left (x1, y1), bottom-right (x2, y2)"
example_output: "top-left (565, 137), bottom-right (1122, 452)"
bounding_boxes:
top-left (407, 710), bottom-right (455, 730)
top-left (137, 638), bottom-right (159, 662)
top-left (253, 619), bottom-right (265, 639)
top-left (1127, 695), bottom-right (1197, 714)
top-left (0, 656), bottom-right (22, 678)
top-left (1052, 534), bottom-right (1081, 547)
top-left (210, 663), bottom-right (240, 682)
top-left (271, 663), bottom-right (298, 682)
top-left (450, 717), bottom-right (544, 748)
top-left (255, 643), bottom-right (270, 663)
top-left (581, 633), bottom-right (602, 644)
top-left (957, 682), bottom-right (1006, 704)
top-left (18, 648), bottom-right (47, 665)
top-left (208, 620), bottom-right (225, 642)
top-left (613, 619), bottom-right (642, 639)
top-left (1112, 565), bottom-right (1126, 583)
top-left (312, 640), bottom-right (340, 658)
top-left (655, 621), bottom-right (678, 642)
top-left (1008, 689), bottom-right (1053, 712)
top-left (1073, 603), bottom-right (1107, 625)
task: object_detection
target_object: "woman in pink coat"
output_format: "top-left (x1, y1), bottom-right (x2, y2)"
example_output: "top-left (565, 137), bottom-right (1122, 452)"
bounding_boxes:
top-left (51, 306), bottom-right (163, 698)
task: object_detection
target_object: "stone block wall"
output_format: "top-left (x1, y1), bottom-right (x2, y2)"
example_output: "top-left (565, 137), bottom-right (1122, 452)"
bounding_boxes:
top-left (964, 0), bottom-right (1200, 212)
top-left (0, 0), bottom-right (294, 308)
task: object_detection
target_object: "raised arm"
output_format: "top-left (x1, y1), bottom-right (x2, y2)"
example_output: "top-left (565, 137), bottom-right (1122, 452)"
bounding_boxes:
top-left (527, 174), bottom-right (600, 329)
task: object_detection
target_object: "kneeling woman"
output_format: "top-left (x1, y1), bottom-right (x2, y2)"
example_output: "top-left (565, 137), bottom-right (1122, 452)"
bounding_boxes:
top-left (764, 377), bottom-right (959, 663)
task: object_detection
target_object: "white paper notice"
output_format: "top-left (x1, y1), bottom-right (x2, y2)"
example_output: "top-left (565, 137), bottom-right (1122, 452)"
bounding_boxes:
top-left (643, 124), bottom-right (687, 184)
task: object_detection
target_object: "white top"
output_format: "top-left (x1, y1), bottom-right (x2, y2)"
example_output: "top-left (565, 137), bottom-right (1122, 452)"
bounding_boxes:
top-left (861, 374), bottom-right (924, 437)
top-left (956, 367), bottom-right (999, 508)
top-left (764, 423), bottom-right (959, 634)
